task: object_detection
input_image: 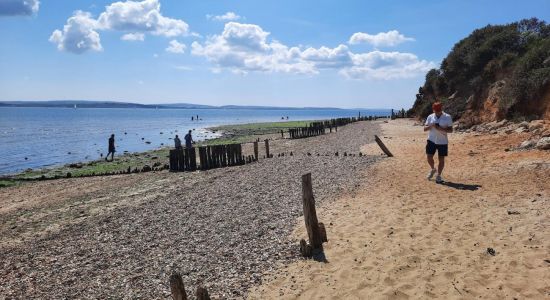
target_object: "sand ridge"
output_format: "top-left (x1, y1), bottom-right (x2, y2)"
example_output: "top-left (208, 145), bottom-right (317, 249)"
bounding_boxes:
top-left (249, 119), bottom-right (549, 299)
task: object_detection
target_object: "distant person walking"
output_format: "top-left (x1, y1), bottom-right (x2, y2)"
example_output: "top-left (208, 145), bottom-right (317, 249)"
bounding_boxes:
top-left (184, 130), bottom-right (194, 149)
top-left (174, 134), bottom-right (182, 149)
top-left (424, 102), bottom-right (453, 183)
top-left (106, 134), bottom-right (116, 161)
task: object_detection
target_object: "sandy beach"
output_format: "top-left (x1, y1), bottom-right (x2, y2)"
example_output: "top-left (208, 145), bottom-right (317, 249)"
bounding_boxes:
top-left (249, 119), bottom-right (549, 299)
top-left (1, 118), bottom-right (549, 299)
top-left (0, 120), bottom-right (381, 299)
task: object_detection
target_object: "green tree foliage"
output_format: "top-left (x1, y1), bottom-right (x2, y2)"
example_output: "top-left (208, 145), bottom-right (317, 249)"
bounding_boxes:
top-left (412, 18), bottom-right (550, 120)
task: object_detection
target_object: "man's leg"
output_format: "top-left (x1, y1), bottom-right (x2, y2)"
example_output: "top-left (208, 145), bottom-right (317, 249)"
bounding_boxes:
top-left (427, 154), bottom-right (435, 170)
top-left (437, 155), bottom-right (445, 175)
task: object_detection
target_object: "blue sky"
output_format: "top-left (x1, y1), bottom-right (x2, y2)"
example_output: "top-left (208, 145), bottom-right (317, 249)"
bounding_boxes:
top-left (0, 0), bottom-right (548, 109)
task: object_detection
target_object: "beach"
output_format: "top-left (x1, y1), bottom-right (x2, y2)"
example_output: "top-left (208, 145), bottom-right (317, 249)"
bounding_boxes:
top-left (1, 118), bottom-right (548, 299)
top-left (250, 119), bottom-right (549, 299)
top-left (0, 119), bottom-right (381, 298)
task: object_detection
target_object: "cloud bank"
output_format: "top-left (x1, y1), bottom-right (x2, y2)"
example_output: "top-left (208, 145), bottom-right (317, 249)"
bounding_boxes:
top-left (50, 0), bottom-right (189, 54)
top-left (0, 0), bottom-right (39, 16)
top-left (192, 22), bottom-right (434, 79)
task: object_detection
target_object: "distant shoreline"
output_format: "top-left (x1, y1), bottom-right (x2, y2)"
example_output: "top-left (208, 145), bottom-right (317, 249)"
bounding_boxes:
top-left (0, 101), bottom-right (376, 111)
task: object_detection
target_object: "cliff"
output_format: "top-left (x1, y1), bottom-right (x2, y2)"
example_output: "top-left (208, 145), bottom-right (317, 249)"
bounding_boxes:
top-left (409, 18), bottom-right (550, 126)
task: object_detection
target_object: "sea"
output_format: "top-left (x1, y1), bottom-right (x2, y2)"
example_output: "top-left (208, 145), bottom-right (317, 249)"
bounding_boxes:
top-left (0, 107), bottom-right (391, 175)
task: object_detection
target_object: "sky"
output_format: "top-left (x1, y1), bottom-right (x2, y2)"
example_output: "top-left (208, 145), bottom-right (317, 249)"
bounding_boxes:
top-left (0, 0), bottom-right (549, 109)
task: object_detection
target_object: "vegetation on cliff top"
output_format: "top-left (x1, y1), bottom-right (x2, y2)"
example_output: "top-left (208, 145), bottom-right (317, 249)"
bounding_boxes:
top-left (410, 18), bottom-right (550, 123)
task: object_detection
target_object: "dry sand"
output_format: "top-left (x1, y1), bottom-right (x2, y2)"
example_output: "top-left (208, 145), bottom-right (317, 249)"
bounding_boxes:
top-left (249, 119), bottom-right (549, 299)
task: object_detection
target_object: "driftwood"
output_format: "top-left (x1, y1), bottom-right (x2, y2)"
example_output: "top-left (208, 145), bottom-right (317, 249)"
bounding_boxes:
top-left (170, 274), bottom-right (187, 300)
top-left (374, 135), bottom-right (394, 157)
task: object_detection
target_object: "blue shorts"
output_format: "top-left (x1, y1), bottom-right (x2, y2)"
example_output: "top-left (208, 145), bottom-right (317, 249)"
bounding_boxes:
top-left (426, 140), bottom-right (448, 156)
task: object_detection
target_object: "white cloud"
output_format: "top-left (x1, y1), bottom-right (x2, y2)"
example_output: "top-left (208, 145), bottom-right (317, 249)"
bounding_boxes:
top-left (97, 0), bottom-right (188, 37)
top-left (121, 32), bottom-right (145, 41)
top-left (300, 44), bottom-right (353, 69)
top-left (173, 65), bottom-right (193, 71)
top-left (0, 0), bottom-right (39, 16)
top-left (341, 51), bottom-right (435, 79)
top-left (206, 11), bottom-right (241, 22)
top-left (51, 0), bottom-right (189, 54)
top-left (349, 30), bottom-right (415, 47)
top-left (49, 11), bottom-right (103, 54)
top-left (191, 22), bottom-right (315, 75)
top-left (166, 40), bottom-right (186, 53)
top-left (191, 22), bottom-right (432, 79)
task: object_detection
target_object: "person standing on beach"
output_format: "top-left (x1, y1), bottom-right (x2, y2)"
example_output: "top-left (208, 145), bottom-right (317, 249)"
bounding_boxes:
top-left (174, 134), bottom-right (182, 149)
top-left (106, 134), bottom-right (115, 161)
top-left (424, 102), bottom-right (453, 183)
top-left (184, 130), bottom-right (193, 149)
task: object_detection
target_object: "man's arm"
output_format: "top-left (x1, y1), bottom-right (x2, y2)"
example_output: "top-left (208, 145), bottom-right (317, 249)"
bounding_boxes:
top-left (424, 124), bottom-right (433, 132)
top-left (435, 125), bottom-right (453, 133)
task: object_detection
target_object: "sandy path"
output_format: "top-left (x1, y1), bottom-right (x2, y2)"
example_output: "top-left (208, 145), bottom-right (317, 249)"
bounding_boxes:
top-left (249, 119), bottom-right (549, 299)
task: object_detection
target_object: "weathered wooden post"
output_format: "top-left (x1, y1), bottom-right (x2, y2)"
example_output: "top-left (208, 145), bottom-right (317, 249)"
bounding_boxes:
top-left (170, 274), bottom-right (187, 300)
top-left (253, 141), bottom-right (259, 161)
top-left (300, 173), bottom-right (326, 257)
top-left (374, 135), bottom-right (394, 157)
top-left (196, 287), bottom-right (210, 300)
top-left (281, 130), bottom-right (284, 138)
top-left (264, 139), bottom-right (270, 158)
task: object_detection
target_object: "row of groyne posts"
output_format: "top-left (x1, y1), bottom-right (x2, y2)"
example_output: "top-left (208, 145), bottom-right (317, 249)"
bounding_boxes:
top-left (169, 116), bottom-right (392, 171)
top-left (287, 116), bottom-right (376, 139)
top-left (168, 173), bottom-right (329, 300)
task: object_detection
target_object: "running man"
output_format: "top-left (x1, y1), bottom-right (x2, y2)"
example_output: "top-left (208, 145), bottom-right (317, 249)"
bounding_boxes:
top-left (424, 102), bottom-right (453, 183)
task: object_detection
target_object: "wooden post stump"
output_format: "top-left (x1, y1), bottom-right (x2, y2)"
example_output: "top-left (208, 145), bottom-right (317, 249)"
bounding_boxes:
top-left (301, 173), bottom-right (323, 255)
top-left (374, 135), bottom-right (394, 157)
top-left (300, 238), bottom-right (312, 257)
top-left (196, 287), bottom-right (210, 300)
top-left (253, 141), bottom-right (259, 161)
top-left (264, 139), bottom-right (270, 159)
top-left (170, 274), bottom-right (188, 300)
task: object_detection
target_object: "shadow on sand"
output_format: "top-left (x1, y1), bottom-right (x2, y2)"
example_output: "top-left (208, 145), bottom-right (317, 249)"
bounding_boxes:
top-left (439, 181), bottom-right (482, 191)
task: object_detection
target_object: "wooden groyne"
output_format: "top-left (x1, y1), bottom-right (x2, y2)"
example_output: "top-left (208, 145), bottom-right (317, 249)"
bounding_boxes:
top-left (288, 116), bottom-right (376, 139)
top-left (170, 144), bottom-right (256, 172)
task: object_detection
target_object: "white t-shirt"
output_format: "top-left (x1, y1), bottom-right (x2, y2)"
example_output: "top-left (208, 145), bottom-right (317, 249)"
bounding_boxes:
top-left (425, 112), bottom-right (453, 145)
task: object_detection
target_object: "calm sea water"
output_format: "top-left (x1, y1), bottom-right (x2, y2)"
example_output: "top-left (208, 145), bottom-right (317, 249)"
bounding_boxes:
top-left (0, 107), bottom-right (390, 175)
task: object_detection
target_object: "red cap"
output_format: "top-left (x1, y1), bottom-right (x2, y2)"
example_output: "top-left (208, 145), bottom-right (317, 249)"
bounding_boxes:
top-left (432, 102), bottom-right (442, 112)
